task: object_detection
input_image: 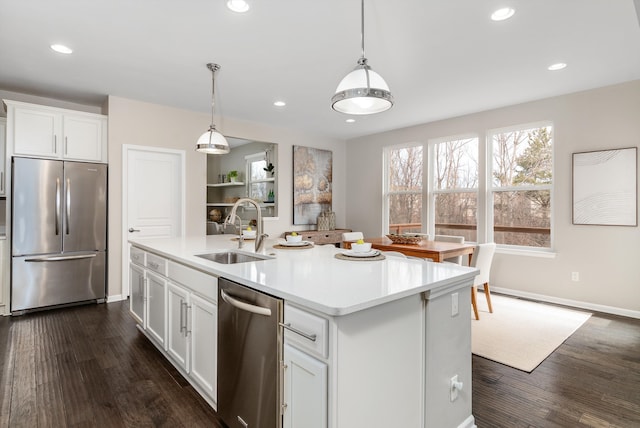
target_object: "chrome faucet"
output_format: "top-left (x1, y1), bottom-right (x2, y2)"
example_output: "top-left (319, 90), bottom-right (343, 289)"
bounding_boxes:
top-left (225, 198), bottom-right (268, 252)
top-left (225, 213), bottom-right (244, 248)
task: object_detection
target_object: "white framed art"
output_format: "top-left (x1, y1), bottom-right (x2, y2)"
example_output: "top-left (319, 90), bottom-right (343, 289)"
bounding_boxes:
top-left (572, 147), bottom-right (637, 226)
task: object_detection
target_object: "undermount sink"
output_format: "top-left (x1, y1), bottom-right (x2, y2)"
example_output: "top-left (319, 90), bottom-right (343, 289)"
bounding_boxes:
top-left (196, 251), bottom-right (271, 264)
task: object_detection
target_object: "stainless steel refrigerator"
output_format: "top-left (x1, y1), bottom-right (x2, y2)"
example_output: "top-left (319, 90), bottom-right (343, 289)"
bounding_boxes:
top-left (11, 157), bottom-right (107, 312)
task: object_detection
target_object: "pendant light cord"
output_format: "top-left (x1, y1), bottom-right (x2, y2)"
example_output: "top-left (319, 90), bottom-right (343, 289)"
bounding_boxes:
top-left (360, 0), bottom-right (365, 59)
top-left (360, 0), bottom-right (371, 93)
top-left (207, 63), bottom-right (220, 131)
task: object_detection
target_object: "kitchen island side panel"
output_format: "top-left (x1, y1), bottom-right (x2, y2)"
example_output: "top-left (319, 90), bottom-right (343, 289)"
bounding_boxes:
top-left (334, 294), bottom-right (424, 428)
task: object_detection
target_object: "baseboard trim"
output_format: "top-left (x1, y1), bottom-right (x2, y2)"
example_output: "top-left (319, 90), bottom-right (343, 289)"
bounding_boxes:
top-left (106, 294), bottom-right (126, 303)
top-left (491, 287), bottom-right (640, 319)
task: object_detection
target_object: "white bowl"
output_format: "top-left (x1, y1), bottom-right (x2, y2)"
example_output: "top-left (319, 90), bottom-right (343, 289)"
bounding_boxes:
top-left (286, 234), bottom-right (302, 243)
top-left (351, 242), bottom-right (372, 253)
top-left (242, 229), bottom-right (257, 238)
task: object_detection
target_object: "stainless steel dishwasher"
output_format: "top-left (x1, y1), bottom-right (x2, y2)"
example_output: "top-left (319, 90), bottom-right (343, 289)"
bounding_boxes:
top-left (218, 278), bottom-right (284, 428)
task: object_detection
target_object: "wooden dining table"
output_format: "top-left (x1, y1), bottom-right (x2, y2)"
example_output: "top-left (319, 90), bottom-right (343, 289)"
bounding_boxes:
top-left (359, 237), bottom-right (475, 263)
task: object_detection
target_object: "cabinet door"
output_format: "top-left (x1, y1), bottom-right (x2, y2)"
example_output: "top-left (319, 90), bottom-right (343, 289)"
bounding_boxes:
top-left (283, 344), bottom-right (328, 428)
top-left (129, 263), bottom-right (145, 325)
top-left (189, 294), bottom-right (217, 402)
top-left (146, 271), bottom-right (166, 347)
top-left (167, 282), bottom-right (190, 371)
top-left (63, 115), bottom-right (104, 162)
top-left (13, 106), bottom-right (60, 157)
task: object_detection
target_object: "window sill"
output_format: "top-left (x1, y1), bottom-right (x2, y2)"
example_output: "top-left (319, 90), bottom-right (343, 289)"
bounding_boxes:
top-left (496, 246), bottom-right (556, 259)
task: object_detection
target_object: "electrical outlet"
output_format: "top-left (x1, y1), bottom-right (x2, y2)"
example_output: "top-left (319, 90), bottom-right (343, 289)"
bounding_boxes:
top-left (451, 292), bottom-right (459, 316)
top-left (450, 375), bottom-right (463, 402)
top-left (571, 272), bottom-right (579, 282)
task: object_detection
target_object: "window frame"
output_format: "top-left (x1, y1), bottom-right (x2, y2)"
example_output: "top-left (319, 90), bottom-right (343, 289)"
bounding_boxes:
top-left (427, 134), bottom-right (480, 241)
top-left (382, 142), bottom-right (425, 235)
top-left (382, 121), bottom-right (555, 252)
top-left (486, 121), bottom-right (554, 251)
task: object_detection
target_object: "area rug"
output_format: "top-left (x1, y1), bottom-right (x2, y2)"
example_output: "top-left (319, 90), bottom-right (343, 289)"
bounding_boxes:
top-left (471, 294), bottom-right (591, 372)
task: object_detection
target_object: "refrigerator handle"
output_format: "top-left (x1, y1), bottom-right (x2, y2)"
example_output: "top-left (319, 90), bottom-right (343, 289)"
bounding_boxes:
top-left (65, 178), bottom-right (71, 235)
top-left (55, 177), bottom-right (61, 235)
top-left (25, 253), bottom-right (97, 262)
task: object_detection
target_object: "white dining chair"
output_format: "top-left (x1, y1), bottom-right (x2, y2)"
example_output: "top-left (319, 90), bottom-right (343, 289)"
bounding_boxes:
top-left (434, 234), bottom-right (465, 264)
top-left (470, 242), bottom-right (496, 320)
top-left (342, 232), bottom-right (364, 248)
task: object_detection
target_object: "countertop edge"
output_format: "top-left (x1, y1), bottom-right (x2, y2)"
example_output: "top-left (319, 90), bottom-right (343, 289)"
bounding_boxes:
top-left (129, 237), bottom-right (478, 317)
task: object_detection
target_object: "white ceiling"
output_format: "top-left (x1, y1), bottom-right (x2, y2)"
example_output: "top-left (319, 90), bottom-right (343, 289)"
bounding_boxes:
top-left (1, 0), bottom-right (639, 140)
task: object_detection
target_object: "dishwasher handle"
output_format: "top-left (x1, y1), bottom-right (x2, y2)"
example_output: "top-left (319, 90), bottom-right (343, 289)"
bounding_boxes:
top-left (220, 289), bottom-right (272, 317)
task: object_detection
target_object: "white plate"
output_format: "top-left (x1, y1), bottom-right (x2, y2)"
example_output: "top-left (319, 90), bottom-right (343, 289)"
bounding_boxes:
top-left (279, 240), bottom-right (313, 247)
top-left (342, 249), bottom-right (380, 258)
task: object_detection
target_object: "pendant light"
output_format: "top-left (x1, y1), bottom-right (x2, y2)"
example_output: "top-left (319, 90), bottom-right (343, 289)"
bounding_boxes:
top-left (331, 0), bottom-right (393, 115)
top-left (196, 63), bottom-right (230, 154)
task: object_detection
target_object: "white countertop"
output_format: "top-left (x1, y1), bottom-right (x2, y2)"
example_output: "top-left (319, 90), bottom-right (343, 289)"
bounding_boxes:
top-left (129, 235), bottom-right (477, 316)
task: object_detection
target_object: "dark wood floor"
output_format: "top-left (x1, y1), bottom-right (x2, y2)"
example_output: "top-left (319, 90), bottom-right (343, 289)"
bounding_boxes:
top-left (0, 300), bottom-right (223, 428)
top-left (473, 310), bottom-right (640, 427)
top-left (0, 300), bottom-right (638, 427)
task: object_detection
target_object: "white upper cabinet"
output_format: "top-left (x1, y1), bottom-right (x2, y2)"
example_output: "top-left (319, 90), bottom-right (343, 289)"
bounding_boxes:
top-left (4, 100), bottom-right (107, 163)
top-left (62, 115), bottom-right (105, 161)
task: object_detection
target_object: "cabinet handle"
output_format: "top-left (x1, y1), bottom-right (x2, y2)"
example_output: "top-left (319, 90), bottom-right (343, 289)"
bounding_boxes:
top-left (54, 135), bottom-right (57, 152)
top-left (279, 322), bottom-right (317, 342)
top-left (180, 300), bottom-right (186, 333)
top-left (148, 261), bottom-right (159, 269)
top-left (0, 171), bottom-right (3, 192)
top-left (185, 305), bottom-right (192, 336)
top-left (65, 136), bottom-right (68, 155)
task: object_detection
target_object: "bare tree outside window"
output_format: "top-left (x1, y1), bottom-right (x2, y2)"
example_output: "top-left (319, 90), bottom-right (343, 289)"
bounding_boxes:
top-left (491, 125), bottom-right (552, 247)
top-left (433, 138), bottom-right (478, 241)
top-left (386, 146), bottom-right (422, 233)
top-left (383, 124), bottom-right (553, 249)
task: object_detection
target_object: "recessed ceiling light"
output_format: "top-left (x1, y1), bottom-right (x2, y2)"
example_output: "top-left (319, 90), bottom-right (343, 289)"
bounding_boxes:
top-left (273, 101), bottom-right (286, 107)
top-left (50, 44), bottom-right (73, 54)
top-left (227, 0), bottom-right (249, 13)
top-left (491, 8), bottom-right (515, 21)
top-left (345, 119), bottom-right (355, 123)
top-left (547, 63), bottom-right (567, 71)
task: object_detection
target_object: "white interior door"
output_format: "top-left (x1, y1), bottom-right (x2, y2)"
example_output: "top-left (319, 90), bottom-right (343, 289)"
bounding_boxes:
top-left (122, 145), bottom-right (185, 297)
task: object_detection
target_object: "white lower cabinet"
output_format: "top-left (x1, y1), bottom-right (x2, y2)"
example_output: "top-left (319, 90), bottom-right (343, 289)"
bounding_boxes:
top-left (128, 246), bottom-right (218, 407)
top-left (146, 271), bottom-right (167, 347)
top-left (166, 282), bottom-right (217, 402)
top-left (283, 344), bottom-right (328, 428)
top-left (129, 263), bottom-right (145, 325)
top-left (167, 282), bottom-right (190, 371)
top-left (189, 293), bottom-right (217, 401)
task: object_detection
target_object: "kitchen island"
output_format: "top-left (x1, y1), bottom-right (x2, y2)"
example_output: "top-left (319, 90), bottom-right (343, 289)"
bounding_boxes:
top-left (129, 235), bottom-right (477, 428)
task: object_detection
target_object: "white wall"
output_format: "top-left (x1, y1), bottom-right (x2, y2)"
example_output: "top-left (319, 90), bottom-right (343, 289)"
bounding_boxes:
top-left (107, 96), bottom-right (345, 298)
top-left (345, 80), bottom-right (640, 316)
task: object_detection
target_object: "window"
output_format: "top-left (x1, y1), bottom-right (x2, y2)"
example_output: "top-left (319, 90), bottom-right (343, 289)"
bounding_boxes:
top-left (384, 122), bottom-right (553, 249)
top-left (384, 144), bottom-right (423, 234)
top-left (244, 151), bottom-right (276, 210)
top-left (430, 137), bottom-right (479, 242)
top-left (489, 124), bottom-right (552, 248)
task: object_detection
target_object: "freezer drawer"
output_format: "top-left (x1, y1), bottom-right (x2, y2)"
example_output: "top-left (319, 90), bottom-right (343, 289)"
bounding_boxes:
top-left (11, 251), bottom-right (106, 312)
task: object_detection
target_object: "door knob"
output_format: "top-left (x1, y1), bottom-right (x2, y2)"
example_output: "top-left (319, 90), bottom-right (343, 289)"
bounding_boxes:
top-left (129, 228), bottom-right (141, 233)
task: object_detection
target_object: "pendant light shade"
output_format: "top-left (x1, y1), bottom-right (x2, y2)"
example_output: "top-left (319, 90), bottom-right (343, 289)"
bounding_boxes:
top-left (331, 0), bottom-right (393, 115)
top-left (196, 63), bottom-right (230, 154)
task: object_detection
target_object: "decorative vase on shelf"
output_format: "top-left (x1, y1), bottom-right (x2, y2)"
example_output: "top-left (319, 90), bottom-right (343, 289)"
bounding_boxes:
top-left (317, 212), bottom-right (330, 231)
